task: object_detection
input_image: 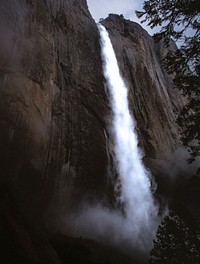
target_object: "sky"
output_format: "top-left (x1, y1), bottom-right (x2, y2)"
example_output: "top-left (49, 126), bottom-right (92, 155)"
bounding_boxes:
top-left (87, 0), bottom-right (158, 35)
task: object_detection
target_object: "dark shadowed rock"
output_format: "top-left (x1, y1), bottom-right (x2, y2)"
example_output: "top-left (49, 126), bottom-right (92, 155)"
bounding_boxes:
top-left (0, 186), bottom-right (62, 264)
top-left (0, 0), bottom-right (112, 219)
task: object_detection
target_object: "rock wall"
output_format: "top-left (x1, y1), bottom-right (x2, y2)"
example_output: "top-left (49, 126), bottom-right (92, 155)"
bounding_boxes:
top-left (0, 0), bottom-right (110, 217)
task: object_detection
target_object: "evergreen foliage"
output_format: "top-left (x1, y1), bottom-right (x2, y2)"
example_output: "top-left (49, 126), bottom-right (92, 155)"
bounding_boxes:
top-left (149, 211), bottom-right (200, 264)
top-left (136, 0), bottom-right (200, 164)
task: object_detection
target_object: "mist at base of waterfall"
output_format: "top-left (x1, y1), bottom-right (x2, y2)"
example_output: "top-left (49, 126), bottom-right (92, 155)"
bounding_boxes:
top-left (64, 202), bottom-right (159, 263)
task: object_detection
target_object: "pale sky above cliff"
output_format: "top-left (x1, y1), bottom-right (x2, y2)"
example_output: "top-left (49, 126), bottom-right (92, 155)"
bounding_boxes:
top-left (87, 0), bottom-right (157, 35)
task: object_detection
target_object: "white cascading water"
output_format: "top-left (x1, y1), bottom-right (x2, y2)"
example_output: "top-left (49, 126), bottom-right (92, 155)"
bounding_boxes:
top-left (97, 24), bottom-right (158, 249)
top-left (67, 24), bottom-right (158, 257)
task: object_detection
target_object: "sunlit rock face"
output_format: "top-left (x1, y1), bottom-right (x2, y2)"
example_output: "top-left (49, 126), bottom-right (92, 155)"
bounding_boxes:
top-left (101, 14), bottom-right (185, 166)
top-left (0, 0), bottom-right (111, 216)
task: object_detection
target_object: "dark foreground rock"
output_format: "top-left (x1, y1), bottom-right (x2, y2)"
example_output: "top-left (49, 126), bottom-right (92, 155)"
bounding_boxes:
top-left (50, 235), bottom-right (137, 264)
top-left (0, 187), bottom-right (61, 264)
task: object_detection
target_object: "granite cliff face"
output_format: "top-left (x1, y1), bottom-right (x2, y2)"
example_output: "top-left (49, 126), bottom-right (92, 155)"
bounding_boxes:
top-left (0, 0), bottom-right (111, 218)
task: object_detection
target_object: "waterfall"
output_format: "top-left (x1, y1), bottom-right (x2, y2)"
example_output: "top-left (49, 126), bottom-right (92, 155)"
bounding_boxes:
top-left (97, 24), bottom-right (158, 249)
top-left (66, 24), bottom-right (158, 258)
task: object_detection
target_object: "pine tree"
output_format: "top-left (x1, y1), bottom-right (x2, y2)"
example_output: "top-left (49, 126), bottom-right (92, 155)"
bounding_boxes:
top-left (149, 212), bottom-right (200, 264)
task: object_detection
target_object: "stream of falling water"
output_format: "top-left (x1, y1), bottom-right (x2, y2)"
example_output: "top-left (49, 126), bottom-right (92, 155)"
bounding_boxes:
top-left (67, 24), bottom-right (159, 258)
top-left (97, 24), bottom-right (158, 249)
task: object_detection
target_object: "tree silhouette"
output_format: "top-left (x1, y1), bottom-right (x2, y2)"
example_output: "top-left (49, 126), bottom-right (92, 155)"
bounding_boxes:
top-left (149, 211), bottom-right (200, 264)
